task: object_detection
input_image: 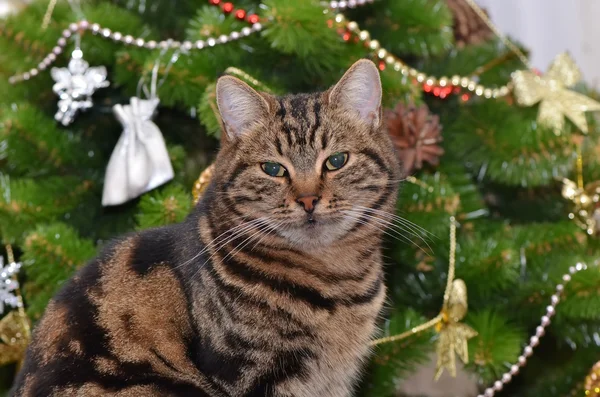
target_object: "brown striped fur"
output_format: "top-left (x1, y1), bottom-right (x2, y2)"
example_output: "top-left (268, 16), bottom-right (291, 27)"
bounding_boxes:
top-left (11, 60), bottom-right (401, 397)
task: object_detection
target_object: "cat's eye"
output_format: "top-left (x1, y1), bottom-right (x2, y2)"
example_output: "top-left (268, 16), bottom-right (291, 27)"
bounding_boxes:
top-left (325, 152), bottom-right (349, 171)
top-left (261, 162), bottom-right (287, 177)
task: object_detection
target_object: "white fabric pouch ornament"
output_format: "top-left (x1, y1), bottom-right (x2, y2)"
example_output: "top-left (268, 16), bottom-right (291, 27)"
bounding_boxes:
top-left (102, 97), bottom-right (174, 206)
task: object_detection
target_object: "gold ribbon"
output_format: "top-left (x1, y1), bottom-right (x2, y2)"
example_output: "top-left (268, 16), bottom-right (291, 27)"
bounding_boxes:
top-left (512, 53), bottom-right (600, 135)
top-left (370, 214), bottom-right (477, 380)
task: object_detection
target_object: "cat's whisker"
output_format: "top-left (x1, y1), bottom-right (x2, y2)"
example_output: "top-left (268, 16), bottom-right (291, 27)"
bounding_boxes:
top-left (353, 205), bottom-right (436, 239)
top-left (175, 217), bottom-right (269, 270)
top-left (343, 210), bottom-right (432, 255)
top-left (249, 221), bottom-right (284, 252)
top-left (218, 220), bottom-right (277, 264)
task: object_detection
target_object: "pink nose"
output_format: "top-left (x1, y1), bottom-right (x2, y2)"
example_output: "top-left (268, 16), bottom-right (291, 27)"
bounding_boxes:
top-left (296, 195), bottom-right (320, 213)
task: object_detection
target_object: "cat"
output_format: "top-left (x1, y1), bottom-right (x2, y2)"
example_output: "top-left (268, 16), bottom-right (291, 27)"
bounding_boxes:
top-left (11, 59), bottom-right (401, 397)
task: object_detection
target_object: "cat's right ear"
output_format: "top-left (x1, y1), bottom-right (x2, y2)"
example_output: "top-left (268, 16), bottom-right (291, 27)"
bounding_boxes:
top-left (216, 76), bottom-right (270, 142)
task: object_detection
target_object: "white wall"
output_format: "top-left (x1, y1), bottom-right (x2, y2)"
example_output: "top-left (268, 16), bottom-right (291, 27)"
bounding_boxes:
top-left (477, 0), bottom-right (600, 89)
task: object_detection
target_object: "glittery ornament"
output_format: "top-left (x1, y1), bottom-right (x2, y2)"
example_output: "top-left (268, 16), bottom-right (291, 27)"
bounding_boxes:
top-left (435, 279), bottom-right (478, 380)
top-left (512, 53), bottom-right (600, 135)
top-left (192, 164), bottom-right (215, 204)
top-left (0, 310), bottom-right (30, 368)
top-left (51, 47), bottom-right (109, 126)
top-left (585, 361), bottom-right (600, 397)
top-left (561, 178), bottom-right (600, 235)
top-left (0, 256), bottom-right (22, 314)
top-left (384, 102), bottom-right (444, 175)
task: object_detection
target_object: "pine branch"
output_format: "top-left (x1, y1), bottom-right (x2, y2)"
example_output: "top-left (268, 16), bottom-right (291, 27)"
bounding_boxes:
top-left (135, 184), bottom-right (192, 230)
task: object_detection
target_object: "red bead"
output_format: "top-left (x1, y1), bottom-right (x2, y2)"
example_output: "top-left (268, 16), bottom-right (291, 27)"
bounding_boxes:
top-left (247, 14), bottom-right (259, 24)
top-left (461, 93), bottom-right (470, 102)
top-left (342, 32), bottom-right (351, 41)
top-left (222, 2), bottom-right (234, 13)
top-left (378, 61), bottom-right (385, 71)
top-left (209, 0), bottom-right (220, 5)
top-left (235, 9), bottom-right (246, 20)
top-left (327, 19), bottom-right (334, 28)
top-left (423, 84), bottom-right (432, 93)
top-left (433, 87), bottom-right (441, 96)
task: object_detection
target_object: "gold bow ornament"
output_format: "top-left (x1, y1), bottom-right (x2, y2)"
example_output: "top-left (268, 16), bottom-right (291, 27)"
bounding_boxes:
top-left (561, 178), bottom-right (600, 236)
top-left (434, 278), bottom-right (478, 380)
top-left (512, 53), bottom-right (600, 135)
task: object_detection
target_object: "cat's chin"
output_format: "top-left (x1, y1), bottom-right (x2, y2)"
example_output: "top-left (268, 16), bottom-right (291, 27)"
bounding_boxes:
top-left (277, 215), bottom-right (355, 251)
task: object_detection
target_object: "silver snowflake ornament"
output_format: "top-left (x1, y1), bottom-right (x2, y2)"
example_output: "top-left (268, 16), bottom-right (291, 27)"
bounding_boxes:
top-left (51, 48), bottom-right (110, 126)
top-left (0, 256), bottom-right (22, 314)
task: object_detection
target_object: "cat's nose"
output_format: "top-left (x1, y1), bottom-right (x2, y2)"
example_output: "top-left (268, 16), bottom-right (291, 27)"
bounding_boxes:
top-left (296, 195), bottom-right (320, 213)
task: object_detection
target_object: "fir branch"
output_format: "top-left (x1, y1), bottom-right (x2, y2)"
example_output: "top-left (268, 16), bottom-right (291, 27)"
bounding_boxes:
top-left (135, 184), bottom-right (192, 230)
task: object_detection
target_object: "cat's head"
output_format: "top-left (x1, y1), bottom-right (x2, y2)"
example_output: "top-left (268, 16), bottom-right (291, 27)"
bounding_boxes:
top-left (211, 59), bottom-right (401, 251)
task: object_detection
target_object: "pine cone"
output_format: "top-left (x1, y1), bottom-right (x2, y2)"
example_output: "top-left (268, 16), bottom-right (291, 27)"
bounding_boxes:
top-left (384, 102), bottom-right (444, 175)
top-left (446, 0), bottom-right (494, 47)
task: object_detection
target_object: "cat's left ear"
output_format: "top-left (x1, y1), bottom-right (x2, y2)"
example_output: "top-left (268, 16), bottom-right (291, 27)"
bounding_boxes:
top-left (329, 59), bottom-right (382, 128)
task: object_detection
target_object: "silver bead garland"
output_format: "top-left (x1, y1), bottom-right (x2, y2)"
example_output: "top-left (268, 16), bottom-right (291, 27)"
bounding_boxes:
top-left (476, 262), bottom-right (587, 397)
top-left (328, 0), bottom-right (375, 10)
top-left (8, 19), bottom-right (263, 84)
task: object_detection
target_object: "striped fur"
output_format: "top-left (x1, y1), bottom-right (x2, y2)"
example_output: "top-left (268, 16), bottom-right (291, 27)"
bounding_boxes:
top-left (11, 60), bottom-right (401, 397)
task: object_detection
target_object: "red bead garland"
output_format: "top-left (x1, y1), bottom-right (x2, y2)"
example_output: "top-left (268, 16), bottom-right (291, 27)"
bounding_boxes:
top-left (208, 0), bottom-right (259, 26)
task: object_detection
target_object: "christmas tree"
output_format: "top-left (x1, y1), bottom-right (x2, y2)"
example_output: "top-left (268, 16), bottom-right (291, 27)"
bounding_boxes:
top-left (1, 0), bottom-right (600, 395)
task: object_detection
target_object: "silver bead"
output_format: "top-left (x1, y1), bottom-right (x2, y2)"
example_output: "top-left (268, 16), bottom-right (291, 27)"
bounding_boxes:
top-left (91, 23), bottom-right (100, 33)
top-left (207, 38), bottom-right (216, 47)
top-left (510, 365), bottom-right (519, 375)
top-left (145, 40), bottom-right (157, 49)
top-left (182, 41), bottom-right (193, 50)
top-left (8, 76), bottom-right (16, 84)
top-left (330, 1), bottom-right (338, 8)
top-left (102, 28), bottom-right (112, 38)
top-left (159, 40), bottom-right (170, 49)
top-left (576, 263), bottom-right (584, 271)
top-left (562, 274), bottom-right (571, 282)
top-left (535, 326), bottom-right (545, 337)
top-left (58, 37), bottom-right (68, 47)
top-left (218, 34), bottom-right (228, 44)
top-left (123, 35), bottom-right (134, 44)
top-left (229, 31), bottom-right (240, 40)
top-left (493, 381), bottom-right (503, 391)
top-left (556, 284), bottom-right (564, 293)
top-left (62, 29), bottom-right (72, 38)
top-left (357, 0), bottom-right (365, 3)
top-left (135, 38), bottom-right (145, 47)
top-left (569, 266), bottom-right (576, 274)
top-left (546, 305), bottom-right (555, 316)
top-left (348, 0), bottom-right (357, 7)
top-left (171, 41), bottom-right (181, 48)
top-left (541, 315), bottom-right (550, 326)
top-left (23, 72), bottom-right (30, 80)
top-left (30, 68), bottom-right (38, 76)
top-left (529, 336), bottom-right (539, 347)
top-left (550, 294), bottom-right (560, 306)
top-left (112, 31), bottom-right (123, 41)
top-left (69, 22), bottom-right (78, 31)
top-left (502, 373), bottom-right (512, 383)
top-left (523, 346), bottom-right (533, 357)
top-left (52, 46), bottom-right (62, 55)
top-left (195, 40), bottom-right (205, 49)
top-left (252, 23), bottom-right (262, 31)
top-left (484, 388), bottom-right (494, 397)
top-left (339, 1), bottom-right (347, 8)
top-left (38, 62), bottom-right (47, 70)
top-left (48, 53), bottom-right (57, 61)
top-left (78, 20), bottom-right (89, 30)
top-left (518, 355), bottom-right (527, 366)
top-left (241, 27), bottom-right (252, 36)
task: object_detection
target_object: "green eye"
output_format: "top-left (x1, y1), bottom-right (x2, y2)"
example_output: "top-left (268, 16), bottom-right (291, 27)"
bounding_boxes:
top-left (325, 152), bottom-right (349, 171)
top-left (261, 162), bottom-right (287, 177)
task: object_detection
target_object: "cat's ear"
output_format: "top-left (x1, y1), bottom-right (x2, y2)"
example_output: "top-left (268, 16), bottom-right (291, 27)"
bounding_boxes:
top-left (216, 76), bottom-right (270, 141)
top-left (329, 59), bottom-right (382, 128)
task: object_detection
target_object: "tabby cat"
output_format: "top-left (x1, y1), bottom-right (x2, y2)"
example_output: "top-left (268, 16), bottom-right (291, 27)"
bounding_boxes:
top-left (11, 59), bottom-right (401, 397)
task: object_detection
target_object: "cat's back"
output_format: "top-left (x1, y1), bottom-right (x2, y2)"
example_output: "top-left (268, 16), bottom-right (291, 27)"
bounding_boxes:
top-left (12, 221), bottom-right (218, 397)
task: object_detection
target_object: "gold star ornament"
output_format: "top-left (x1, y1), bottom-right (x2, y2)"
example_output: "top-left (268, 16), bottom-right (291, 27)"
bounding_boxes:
top-left (434, 279), bottom-right (478, 380)
top-left (512, 53), bottom-right (600, 135)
